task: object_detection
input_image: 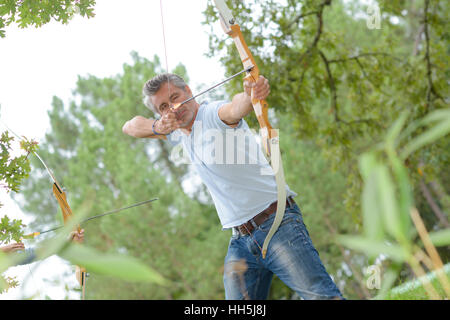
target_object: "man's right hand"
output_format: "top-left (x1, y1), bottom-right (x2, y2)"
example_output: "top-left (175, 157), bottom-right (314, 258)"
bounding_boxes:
top-left (123, 112), bottom-right (181, 139)
top-left (153, 109), bottom-right (182, 135)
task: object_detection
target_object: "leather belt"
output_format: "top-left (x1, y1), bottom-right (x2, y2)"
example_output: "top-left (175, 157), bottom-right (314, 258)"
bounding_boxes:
top-left (234, 197), bottom-right (296, 236)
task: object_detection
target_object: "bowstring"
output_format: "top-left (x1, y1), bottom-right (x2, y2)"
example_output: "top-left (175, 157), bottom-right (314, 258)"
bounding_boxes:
top-left (159, 0), bottom-right (172, 108)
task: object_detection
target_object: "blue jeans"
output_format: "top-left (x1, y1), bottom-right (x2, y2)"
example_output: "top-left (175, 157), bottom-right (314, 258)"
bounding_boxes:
top-left (223, 203), bottom-right (344, 300)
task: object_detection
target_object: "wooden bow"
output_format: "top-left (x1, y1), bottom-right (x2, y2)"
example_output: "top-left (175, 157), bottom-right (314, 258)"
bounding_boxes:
top-left (53, 181), bottom-right (87, 297)
top-left (212, 0), bottom-right (287, 258)
top-left (33, 152), bottom-right (87, 298)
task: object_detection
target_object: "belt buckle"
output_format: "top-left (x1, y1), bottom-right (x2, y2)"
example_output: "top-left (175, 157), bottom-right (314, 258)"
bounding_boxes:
top-left (232, 226), bottom-right (246, 236)
top-left (238, 225), bottom-right (248, 235)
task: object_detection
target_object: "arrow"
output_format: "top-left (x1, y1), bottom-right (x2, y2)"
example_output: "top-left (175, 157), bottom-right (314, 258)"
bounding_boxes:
top-left (172, 66), bottom-right (254, 110)
top-left (23, 198), bottom-right (158, 239)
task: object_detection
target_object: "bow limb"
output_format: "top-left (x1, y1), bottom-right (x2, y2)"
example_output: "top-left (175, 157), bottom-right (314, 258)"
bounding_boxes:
top-left (52, 180), bottom-right (87, 298)
top-left (213, 0), bottom-right (287, 259)
top-left (37, 150), bottom-right (87, 298)
top-left (218, 20), bottom-right (273, 155)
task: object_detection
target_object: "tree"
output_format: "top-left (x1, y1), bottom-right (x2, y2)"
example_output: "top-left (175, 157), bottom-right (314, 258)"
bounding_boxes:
top-left (203, 0), bottom-right (449, 298)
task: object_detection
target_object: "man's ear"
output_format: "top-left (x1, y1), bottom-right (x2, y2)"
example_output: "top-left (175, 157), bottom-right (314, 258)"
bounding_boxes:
top-left (185, 85), bottom-right (192, 96)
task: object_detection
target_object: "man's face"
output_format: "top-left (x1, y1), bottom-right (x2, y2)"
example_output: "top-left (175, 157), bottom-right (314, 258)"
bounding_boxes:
top-left (150, 82), bottom-right (197, 127)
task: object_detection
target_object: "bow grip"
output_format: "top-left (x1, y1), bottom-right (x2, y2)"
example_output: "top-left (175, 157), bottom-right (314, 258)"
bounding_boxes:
top-left (243, 73), bottom-right (274, 155)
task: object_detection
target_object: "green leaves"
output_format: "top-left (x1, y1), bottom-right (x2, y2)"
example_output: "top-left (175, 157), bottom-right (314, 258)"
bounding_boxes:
top-left (359, 152), bottom-right (409, 244)
top-left (337, 235), bottom-right (408, 263)
top-left (359, 153), bottom-right (384, 241)
top-left (377, 164), bottom-right (404, 241)
top-left (0, 0), bottom-right (96, 38)
top-left (385, 111), bottom-right (410, 149)
top-left (0, 215), bottom-right (25, 244)
top-left (0, 129), bottom-right (38, 244)
top-left (60, 244), bottom-right (167, 285)
top-left (0, 131), bottom-right (35, 193)
top-left (428, 229), bottom-right (450, 247)
top-left (339, 107), bottom-right (450, 298)
top-left (400, 109), bottom-right (450, 160)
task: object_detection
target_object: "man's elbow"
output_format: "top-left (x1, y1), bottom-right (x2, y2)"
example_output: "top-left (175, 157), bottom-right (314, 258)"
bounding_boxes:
top-left (122, 120), bottom-right (137, 137)
top-left (122, 121), bottom-right (130, 135)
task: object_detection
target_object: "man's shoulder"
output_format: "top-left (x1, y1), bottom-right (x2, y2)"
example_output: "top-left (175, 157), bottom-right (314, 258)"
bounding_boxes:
top-left (200, 100), bottom-right (228, 111)
top-left (198, 100), bottom-right (228, 122)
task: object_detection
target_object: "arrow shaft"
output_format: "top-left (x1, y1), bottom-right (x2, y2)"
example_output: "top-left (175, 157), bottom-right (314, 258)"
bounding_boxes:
top-left (82, 198), bottom-right (158, 223)
top-left (172, 66), bottom-right (253, 109)
top-left (24, 198), bottom-right (158, 238)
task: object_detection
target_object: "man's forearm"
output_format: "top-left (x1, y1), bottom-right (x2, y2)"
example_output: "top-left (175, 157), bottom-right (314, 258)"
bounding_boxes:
top-left (230, 92), bottom-right (254, 120)
top-left (122, 116), bottom-right (160, 139)
top-left (218, 76), bottom-right (270, 125)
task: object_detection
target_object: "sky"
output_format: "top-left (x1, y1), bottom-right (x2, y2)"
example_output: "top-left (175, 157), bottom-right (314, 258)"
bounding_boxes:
top-left (0, 0), bottom-right (225, 299)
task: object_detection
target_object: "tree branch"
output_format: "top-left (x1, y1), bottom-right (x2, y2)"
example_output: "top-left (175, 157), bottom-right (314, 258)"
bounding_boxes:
top-left (328, 52), bottom-right (401, 64)
top-left (297, 0), bottom-right (331, 65)
top-left (318, 50), bottom-right (338, 122)
top-left (420, 179), bottom-right (450, 228)
top-left (319, 50), bottom-right (382, 129)
top-left (412, 24), bottom-right (425, 56)
top-left (354, 56), bottom-right (392, 97)
top-left (287, 11), bottom-right (319, 29)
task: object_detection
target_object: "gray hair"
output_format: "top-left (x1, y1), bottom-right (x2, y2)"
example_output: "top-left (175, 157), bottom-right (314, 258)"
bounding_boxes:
top-left (142, 73), bottom-right (187, 115)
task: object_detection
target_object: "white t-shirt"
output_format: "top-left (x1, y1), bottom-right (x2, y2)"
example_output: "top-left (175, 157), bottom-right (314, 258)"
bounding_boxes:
top-left (167, 100), bottom-right (296, 228)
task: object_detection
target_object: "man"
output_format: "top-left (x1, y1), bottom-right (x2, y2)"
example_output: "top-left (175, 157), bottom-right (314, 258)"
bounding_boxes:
top-left (122, 74), bottom-right (344, 300)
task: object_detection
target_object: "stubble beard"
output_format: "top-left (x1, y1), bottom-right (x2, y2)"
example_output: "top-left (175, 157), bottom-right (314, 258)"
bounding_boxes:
top-left (178, 109), bottom-right (194, 128)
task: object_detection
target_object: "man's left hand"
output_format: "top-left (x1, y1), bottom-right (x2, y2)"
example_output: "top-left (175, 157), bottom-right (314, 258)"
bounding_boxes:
top-left (243, 75), bottom-right (270, 101)
top-left (69, 229), bottom-right (85, 243)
